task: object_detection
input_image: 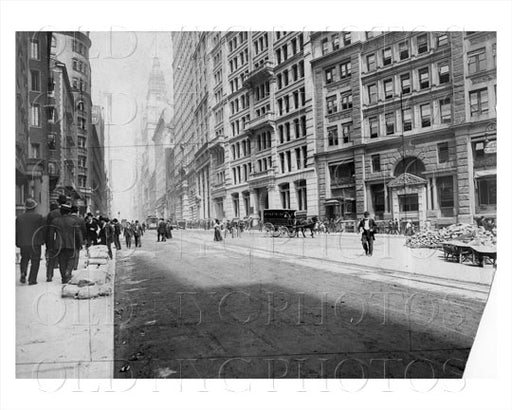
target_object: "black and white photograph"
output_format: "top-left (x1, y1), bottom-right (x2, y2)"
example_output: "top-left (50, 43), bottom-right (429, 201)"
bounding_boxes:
top-left (1, 1), bottom-right (511, 410)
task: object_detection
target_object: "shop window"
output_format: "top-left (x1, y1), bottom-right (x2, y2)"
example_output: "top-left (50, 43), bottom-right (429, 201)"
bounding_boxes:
top-left (477, 178), bottom-right (497, 205)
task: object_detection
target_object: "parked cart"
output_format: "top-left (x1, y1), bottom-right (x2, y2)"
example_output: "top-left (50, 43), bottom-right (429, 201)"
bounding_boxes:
top-left (442, 240), bottom-right (497, 267)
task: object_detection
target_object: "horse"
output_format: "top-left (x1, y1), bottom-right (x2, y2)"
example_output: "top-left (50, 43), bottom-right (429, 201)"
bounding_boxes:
top-left (295, 216), bottom-right (319, 238)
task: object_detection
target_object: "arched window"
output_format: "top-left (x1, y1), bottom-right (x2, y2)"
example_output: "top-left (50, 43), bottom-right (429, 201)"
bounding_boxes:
top-left (394, 156), bottom-right (425, 177)
top-left (77, 101), bottom-right (84, 111)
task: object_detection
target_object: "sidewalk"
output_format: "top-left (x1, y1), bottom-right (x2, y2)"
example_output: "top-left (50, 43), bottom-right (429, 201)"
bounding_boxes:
top-left (16, 248), bottom-right (115, 379)
top-left (181, 229), bottom-right (496, 290)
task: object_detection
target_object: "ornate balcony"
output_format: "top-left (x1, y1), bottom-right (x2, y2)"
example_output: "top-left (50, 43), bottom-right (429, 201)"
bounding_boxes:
top-left (242, 61), bottom-right (274, 88)
top-left (249, 168), bottom-right (276, 188)
top-left (246, 112), bottom-right (276, 133)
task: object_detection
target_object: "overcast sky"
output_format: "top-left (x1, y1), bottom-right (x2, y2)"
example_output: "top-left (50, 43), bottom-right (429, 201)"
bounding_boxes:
top-left (89, 31), bottom-right (173, 219)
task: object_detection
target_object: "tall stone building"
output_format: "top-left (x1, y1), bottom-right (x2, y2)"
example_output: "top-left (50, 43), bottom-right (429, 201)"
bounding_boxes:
top-left (50, 31), bottom-right (93, 214)
top-left (169, 31), bottom-right (318, 224)
top-left (310, 31), bottom-right (496, 228)
top-left (90, 105), bottom-right (109, 215)
top-left (136, 56), bottom-right (168, 220)
top-left (15, 32), bottom-right (31, 215)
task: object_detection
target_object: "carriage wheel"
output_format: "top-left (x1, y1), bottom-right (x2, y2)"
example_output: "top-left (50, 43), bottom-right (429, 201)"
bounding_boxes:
top-left (286, 226), bottom-right (296, 238)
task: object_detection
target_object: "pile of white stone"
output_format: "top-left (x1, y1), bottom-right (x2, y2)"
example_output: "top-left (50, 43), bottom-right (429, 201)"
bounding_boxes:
top-left (406, 223), bottom-right (497, 249)
top-left (61, 245), bottom-right (113, 299)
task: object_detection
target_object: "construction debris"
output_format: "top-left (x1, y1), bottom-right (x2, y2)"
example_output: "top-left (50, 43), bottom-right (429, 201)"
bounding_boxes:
top-left (405, 223), bottom-right (497, 249)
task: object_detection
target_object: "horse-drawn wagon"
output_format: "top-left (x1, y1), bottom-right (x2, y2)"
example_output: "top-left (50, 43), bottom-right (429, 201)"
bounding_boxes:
top-left (263, 209), bottom-right (317, 238)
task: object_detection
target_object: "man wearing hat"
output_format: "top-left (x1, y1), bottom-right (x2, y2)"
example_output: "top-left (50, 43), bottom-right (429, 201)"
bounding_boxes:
top-left (357, 211), bottom-right (377, 256)
top-left (45, 194), bottom-right (67, 281)
top-left (15, 198), bottom-right (44, 284)
top-left (52, 202), bottom-right (83, 283)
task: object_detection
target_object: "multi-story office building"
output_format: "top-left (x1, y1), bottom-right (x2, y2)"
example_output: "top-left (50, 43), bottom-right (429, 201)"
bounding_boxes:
top-left (136, 56), bottom-right (168, 220)
top-left (50, 31), bottom-right (93, 214)
top-left (24, 31), bottom-right (51, 215)
top-left (168, 31), bottom-right (318, 223)
top-left (48, 58), bottom-right (78, 205)
top-left (16, 32), bottom-right (31, 215)
top-left (311, 31), bottom-right (496, 227)
top-left (90, 105), bottom-right (108, 215)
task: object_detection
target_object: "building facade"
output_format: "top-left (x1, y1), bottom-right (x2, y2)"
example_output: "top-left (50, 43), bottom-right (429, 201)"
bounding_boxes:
top-left (136, 56), bottom-right (168, 220)
top-left (50, 32), bottom-right (94, 214)
top-left (90, 105), bottom-right (109, 215)
top-left (311, 31), bottom-right (496, 228)
top-left (154, 31), bottom-right (496, 227)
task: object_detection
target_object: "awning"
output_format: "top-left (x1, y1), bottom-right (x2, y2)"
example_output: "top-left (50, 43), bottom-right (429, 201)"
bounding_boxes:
top-left (474, 169), bottom-right (497, 178)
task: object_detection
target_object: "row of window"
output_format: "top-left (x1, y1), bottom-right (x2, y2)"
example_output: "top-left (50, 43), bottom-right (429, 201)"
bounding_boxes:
top-left (229, 48), bottom-right (249, 73)
top-left (255, 103), bottom-right (271, 118)
top-left (364, 63), bottom-right (450, 105)
top-left (72, 77), bottom-right (88, 92)
top-left (72, 58), bottom-right (88, 75)
top-left (278, 116), bottom-right (307, 143)
top-left (256, 131), bottom-right (272, 152)
top-left (214, 69), bottom-right (222, 86)
top-left (72, 39), bottom-right (87, 57)
top-left (326, 92), bottom-right (353, 115)
top-left (366, 98), bottom-right (452, 138)
top-left (253, 33), bottom-right (269, 55)
top-left (277, 61), bottom-right (305, 89)
top-left (231, 139), bottom-right (251, 160)
top-left (232, 162), bottom-right (253, 185)
top-left (230, 115), bottom-right (250, 137)
top-left (363, 33), bottom-right (448, 73)
top-left (277, 87), bottom-right (307, 115)
top-left (230, 93), bottom-right (250, 115)
top-left (279, 146), bottom-right (308, 173)
top-left (468, 46), bottom-right (496, 74)
top-left (325, 60), bottom-right (352, 84)
top-left (321, 32), bottom-right (352, 55)
top-left (254, 81), bottom-right (270, 102)
top-left (280, 180), bottom-right (308, 210)
top-left (327, 123), bottom-right (353, 146)
top-left (228, 32), bottom-right (248, 53)
top-left (276, 34), bottom-right (305, 65)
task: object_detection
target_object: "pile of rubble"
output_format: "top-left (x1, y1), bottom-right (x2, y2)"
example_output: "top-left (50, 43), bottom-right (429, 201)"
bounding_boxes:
top-left (61, 245), bottom-right (113, 299)
top-left (405, 223), bottom-right (497, 249)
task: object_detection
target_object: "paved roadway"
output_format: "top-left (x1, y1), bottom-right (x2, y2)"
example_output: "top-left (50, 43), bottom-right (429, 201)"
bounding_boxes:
top-left (113, 229), bottom-right (487, 378)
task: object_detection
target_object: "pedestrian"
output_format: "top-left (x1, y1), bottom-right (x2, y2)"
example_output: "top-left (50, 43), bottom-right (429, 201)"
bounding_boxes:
top-left (45, 194), bottom-right (69, 281)
top-left (357, 211), bottom-right (377, 256)
top-left (52, 203), bottom-right (83, 283)
top-left (213, 219), bottom-right (223, 241)
top-left (166, 219), bottom-right (173, 239)
top-left (124, 223), bottom-right (133, 248)
top-left (70, 205), bottom-right (86, 270)
top-left (112, 218), bottom-right (122, 250)
top-left (133, 220), bottom-right (143, 247)
top-left (85, 212), bottom-right (99, 247)
top-left (16, 198), bottom-right (45, 285)
top-left (157, 218), bottom-right (167, 242)
top-left (98, 217), bottom-right (114, 259)
top-left (405, 220), bottom-right (412, 236)
top-left (141, 222), bottom-right (146, 234)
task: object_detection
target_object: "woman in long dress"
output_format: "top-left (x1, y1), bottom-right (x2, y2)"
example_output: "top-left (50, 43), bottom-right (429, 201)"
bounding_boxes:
top-left (213, 219), bottom-right (223, 241)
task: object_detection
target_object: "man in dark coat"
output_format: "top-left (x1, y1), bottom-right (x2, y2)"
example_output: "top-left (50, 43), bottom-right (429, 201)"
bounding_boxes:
top-left (85, 212), bottom-right (99, 247)
top-left (98, 217), bottom-right (114, 259)
top-left (45, 194), bottom-right (67, 281)
top-left (133, 220), bottom-right (142, 247)
top-left (112, 218), bottom-right (122, 250)
top-left (124, 222), bottom-right (133, 248)
top-left (166, 219), bottom-right (173, 239)
top-left (16, 198), bottom-right (45, 284)
top-left (357, 211), bottom-right (377, 256)
top-left (70, 205), bottom-right (86, 270)
top-left (157, 218), bottom-right (167, 242)
top-left (52, 203), bottom-right (83, 283)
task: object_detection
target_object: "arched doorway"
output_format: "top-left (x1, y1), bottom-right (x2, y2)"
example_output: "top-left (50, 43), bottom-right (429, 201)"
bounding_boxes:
top-left (387, 156), bottom-right (428, 224)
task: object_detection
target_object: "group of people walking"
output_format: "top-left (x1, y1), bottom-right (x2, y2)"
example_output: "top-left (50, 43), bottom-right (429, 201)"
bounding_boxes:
top-left (15, 195), bottom-right (142, 285)
top-left (157, 218), bottom-right (173, 242)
